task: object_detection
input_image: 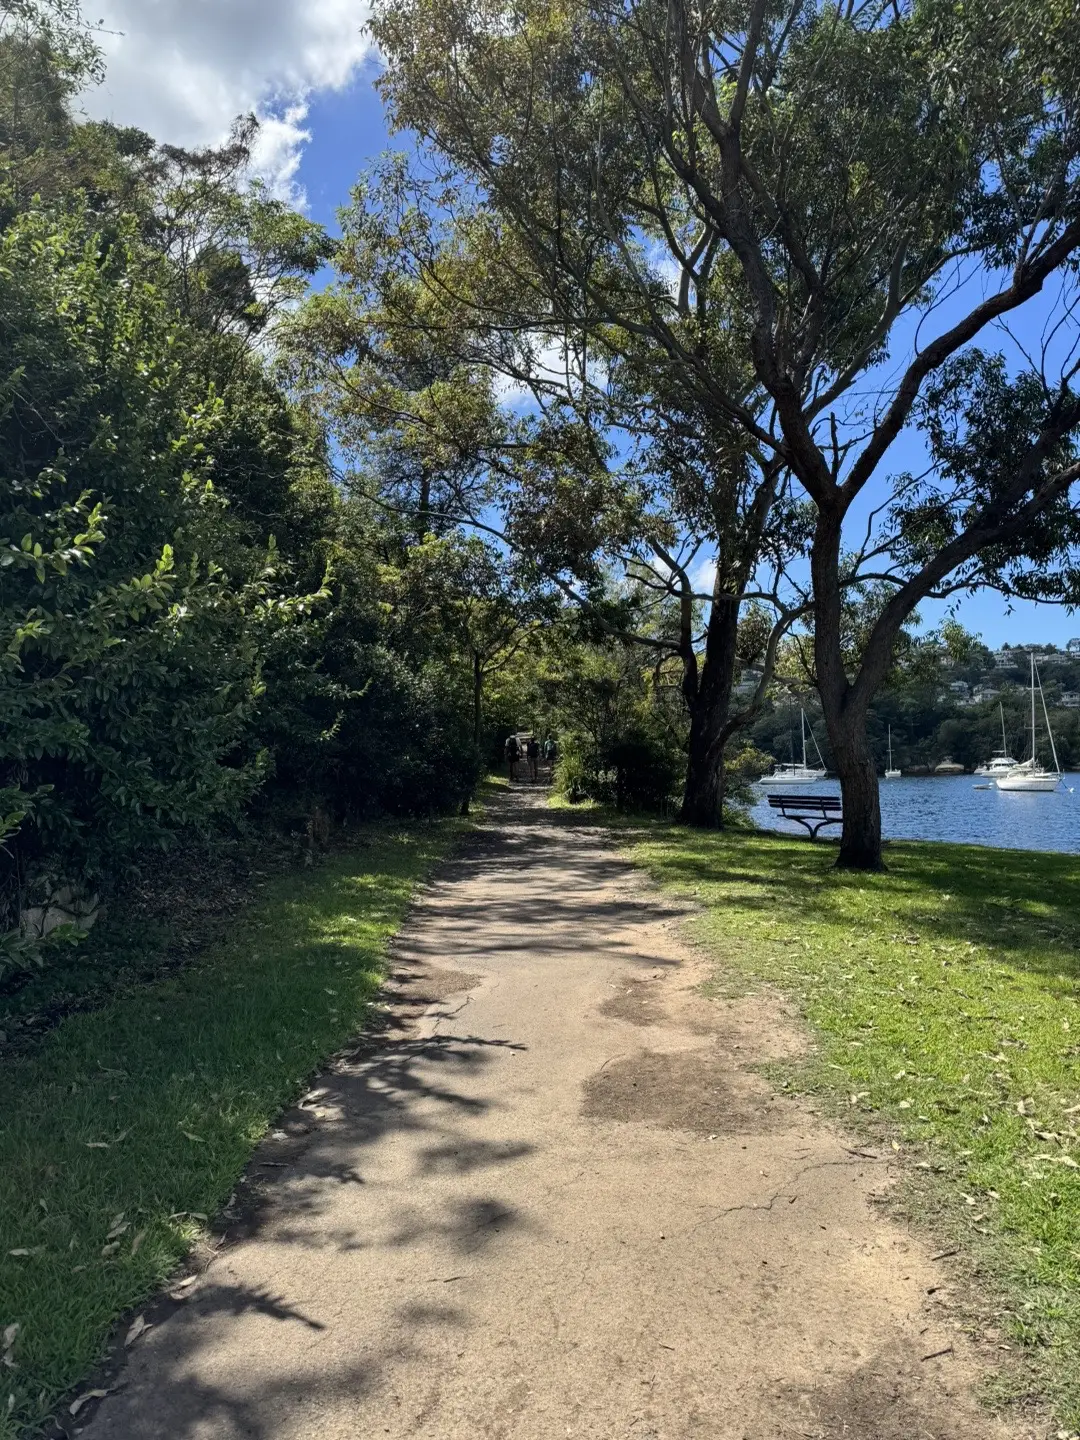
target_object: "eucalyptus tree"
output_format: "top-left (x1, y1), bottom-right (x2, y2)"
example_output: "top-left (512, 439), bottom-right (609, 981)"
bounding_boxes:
top-left (371, 0), bottom-right (1080, 867)
top-left (290, 165), bottom-right (811, 825)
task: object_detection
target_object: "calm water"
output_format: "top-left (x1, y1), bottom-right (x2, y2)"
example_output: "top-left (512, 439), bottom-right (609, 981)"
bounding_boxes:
top-left (751, 773), bottom-right (1080, 854)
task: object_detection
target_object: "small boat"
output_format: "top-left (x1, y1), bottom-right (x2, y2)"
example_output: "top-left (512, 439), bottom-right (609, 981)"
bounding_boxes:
top-left (934, 759), bottom-right (965, 775)
top-left (975, 703), bottom-right (1020, 778)
top-left (995, 655), bottom-right (1062, 792)
top-left (884, 725), bottom-right (901, 779)
top-left (763, 709), bottom-right (828, 784)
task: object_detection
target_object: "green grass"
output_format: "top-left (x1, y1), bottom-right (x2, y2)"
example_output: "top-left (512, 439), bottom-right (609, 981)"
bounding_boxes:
top-left (0, 819), bottom-right (460, 1437)
top-left (623, 823), bottom-right (1080, 1426)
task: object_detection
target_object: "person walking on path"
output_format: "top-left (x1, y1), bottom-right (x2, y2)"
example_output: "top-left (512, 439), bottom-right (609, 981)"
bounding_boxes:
top-left (504, 734), bottom-right (520, 781)
top-left (543, 737), bottom-right (557, 777)
top-left (526, 736), bottom-right (540, 783)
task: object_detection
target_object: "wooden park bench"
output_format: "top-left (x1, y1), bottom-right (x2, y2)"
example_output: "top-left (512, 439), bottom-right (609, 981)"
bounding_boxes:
top-left (766, 793), bottom-right (843, 840)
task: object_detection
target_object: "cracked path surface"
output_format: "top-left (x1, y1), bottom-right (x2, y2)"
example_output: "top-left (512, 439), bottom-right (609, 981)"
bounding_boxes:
top-left (83, 789), bottom-right (1037, 1440)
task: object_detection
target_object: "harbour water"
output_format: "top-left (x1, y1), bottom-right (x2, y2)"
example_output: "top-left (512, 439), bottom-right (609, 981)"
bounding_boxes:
top-left (751, 773), bottom-right (1080, 854)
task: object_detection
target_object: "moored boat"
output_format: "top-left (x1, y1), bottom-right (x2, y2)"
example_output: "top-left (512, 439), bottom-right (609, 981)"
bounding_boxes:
top-left (995, 655), bottom-right (1062, 792)
top-left (762, 709), bottom-right (828, 784)
top-left (884, 725), bottom-right (901, 779)
top-left (975, 703), bottom-right (1020, 778)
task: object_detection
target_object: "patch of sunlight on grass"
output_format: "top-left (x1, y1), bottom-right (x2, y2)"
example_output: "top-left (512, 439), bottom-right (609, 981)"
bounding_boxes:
top-left (0, 821), bottom-right (459, 1438)
top-left (627, 824), bottom-right (1080, 1425)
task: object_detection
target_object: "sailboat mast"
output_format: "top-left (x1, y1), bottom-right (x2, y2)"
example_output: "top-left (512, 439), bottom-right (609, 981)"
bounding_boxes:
top-left (1000, 701), bottom-right (1007, 756)
top-left (801, 709), bottom-right (807, 770)
top-left (1031, 652), bottom-right (1037, 764)
top-left (1036, 658), bottom-right (1062, 776)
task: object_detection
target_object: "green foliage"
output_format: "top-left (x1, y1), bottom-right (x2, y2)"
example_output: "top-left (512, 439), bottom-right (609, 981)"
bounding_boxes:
top-left (0, 4), bottom-right (530, 976)
top-left (0, 821), bottom-right (460, 1439)
top-left (0, 0), bottom-right (104, 212)
top-left (546, 636), bottom-right (684, 811)
top-left (0, 201), bottom-right (288, 967)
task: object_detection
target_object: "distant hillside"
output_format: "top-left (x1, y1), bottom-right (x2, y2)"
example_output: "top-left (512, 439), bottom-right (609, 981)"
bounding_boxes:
top-left (750, 642), bottom-right (1080, 774)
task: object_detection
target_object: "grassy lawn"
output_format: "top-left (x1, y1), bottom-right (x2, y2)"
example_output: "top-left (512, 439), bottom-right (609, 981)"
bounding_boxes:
top-left (624, 823), bottom-right (1080, 1426)
top-left (0, 820), bottom-right (460, 1438)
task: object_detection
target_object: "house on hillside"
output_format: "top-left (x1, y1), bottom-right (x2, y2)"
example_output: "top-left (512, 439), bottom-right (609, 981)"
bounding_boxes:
top-left (1067, 638), bottom-right (1080, 655)
top-left (1062, 691), bottom-right (1080, 709)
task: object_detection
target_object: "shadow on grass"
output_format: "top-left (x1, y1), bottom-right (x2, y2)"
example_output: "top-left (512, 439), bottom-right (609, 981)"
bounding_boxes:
top-left (632, 819), bottom-right (1080, 988)
top-left (5, 785), bottom-right (694, 1439)
top-left (0, 824), bottom-right (461, 1439)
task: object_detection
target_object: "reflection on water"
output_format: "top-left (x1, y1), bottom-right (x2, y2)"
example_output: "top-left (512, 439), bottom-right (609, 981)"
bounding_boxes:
top-left (752, 774), bottom-right (1080, 854)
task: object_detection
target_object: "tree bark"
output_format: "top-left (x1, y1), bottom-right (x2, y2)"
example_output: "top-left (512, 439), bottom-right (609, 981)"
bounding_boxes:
top-left (679, 591), bottom-right (740, 827)
top-left (811, 511), bottom-right (885, 870)
top-left (472, 650), bottom-right (483, 744)
top-left (830, 708), bottom-right (883, 870)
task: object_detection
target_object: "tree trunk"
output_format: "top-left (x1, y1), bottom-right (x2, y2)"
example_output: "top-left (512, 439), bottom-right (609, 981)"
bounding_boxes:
top-left (831, 710), bottom-right (884, 870)
top-left (457, 651), bottom-right (483, 818)
top-left (811, 510), bottom-right (885, 870)
top-left (472, 651), bottom-right (483, 744)
top-left (679, 593), bottom-right (740, 828)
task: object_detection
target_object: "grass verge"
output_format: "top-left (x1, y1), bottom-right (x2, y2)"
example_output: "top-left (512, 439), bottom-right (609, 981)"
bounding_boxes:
top-left (0, 819), bottom-right (461, 1437)
top-left (623, 823), bottom-right (1080, 1427)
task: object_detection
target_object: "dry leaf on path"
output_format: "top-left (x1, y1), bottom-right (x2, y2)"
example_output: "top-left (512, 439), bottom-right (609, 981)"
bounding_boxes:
top-left (69, 1389), bottom-right (108, 1416)
top-left (125, 1315), bottom-right (150, 1347)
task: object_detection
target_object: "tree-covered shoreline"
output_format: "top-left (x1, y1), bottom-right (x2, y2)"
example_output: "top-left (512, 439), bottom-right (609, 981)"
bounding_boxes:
top-left (752, 642), bottom-right (1080, 775)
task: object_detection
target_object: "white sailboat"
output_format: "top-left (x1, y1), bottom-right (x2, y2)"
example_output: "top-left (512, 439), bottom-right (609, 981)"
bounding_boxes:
top-left (885, 725), bottom-right (901, 779)
top-left (995, 655), bottom-right (1062, 792)
top-left (974, 702), bottom-right (1020, 778)
top-left (763, 709), bottom-right (828, 784)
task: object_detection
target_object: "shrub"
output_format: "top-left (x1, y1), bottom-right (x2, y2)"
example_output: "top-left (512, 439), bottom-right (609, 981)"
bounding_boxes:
top-left (0, 204), bottom-right (275, 968)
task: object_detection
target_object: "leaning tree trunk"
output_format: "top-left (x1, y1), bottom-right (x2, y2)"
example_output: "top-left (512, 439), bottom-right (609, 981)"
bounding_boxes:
top-left (679, 593), bottom-right (741, 828)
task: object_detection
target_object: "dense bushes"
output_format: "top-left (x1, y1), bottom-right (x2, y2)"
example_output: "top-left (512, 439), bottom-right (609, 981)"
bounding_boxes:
top-left (0, 205), bottom-right (277, 965)
top-left (555, 728), bottom-right (682, 811)
top-left (541, 637), bottom-right (685, 811)
top-left (0, 200), bottom-right (491, 971)
top-left (0, 110), bottom-right (492, 973)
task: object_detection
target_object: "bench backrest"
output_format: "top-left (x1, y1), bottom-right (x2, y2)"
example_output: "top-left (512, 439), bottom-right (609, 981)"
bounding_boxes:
top-left (766, 794), bottom-right (842, 811)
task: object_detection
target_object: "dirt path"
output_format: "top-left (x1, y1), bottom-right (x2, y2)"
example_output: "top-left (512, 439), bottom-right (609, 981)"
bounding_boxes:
top-left (82, 789), bottom-right (1036, 1440)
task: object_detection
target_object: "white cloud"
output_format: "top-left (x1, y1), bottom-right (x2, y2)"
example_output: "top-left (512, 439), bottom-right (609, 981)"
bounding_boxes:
top-left (689, 553), bottom-right (716, 598)
top-left (81, 0), bottom-right (374, 200)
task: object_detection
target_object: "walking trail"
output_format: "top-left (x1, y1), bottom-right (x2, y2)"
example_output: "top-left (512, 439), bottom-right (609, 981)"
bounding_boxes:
top-left (83, 788), bottom-right (1036, 1440)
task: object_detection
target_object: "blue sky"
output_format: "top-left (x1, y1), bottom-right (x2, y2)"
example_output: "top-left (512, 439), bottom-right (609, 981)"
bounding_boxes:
top-left (291, 72), bottom-right (1080, 652)
top-left (82, 7), bottom-right (1080, 652)
top-left (291, 65), bottom-right (390, 233)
